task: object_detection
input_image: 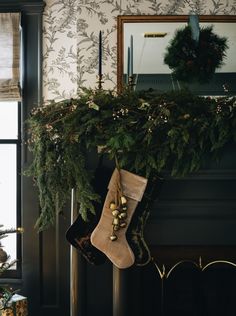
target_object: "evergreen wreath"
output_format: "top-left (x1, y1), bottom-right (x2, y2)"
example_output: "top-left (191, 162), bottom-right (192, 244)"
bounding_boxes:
top-left (25, 88), bottom-right (236, 231)
top-left (164, 25), bottom-right (228, 83)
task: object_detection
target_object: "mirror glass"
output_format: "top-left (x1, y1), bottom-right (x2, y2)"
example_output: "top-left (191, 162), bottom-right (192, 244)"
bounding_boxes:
top-left (117, 16), bottom-right (236, 95)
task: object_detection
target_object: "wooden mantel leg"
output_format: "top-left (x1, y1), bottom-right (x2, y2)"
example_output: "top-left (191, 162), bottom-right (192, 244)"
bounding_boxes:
top-left (113, 265), bottom-right (129, 316)
top-left (70, 189), bottom-right (87, 316)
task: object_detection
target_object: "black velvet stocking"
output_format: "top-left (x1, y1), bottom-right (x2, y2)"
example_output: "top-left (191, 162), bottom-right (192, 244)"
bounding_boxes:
top-left (66, 165), bottom-right (112, 265)
top-left (127, 175), bottom-right (163, 266)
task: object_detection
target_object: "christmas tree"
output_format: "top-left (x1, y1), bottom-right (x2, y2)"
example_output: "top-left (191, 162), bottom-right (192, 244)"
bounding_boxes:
top-left (0, 225), bottom-right (23, 310)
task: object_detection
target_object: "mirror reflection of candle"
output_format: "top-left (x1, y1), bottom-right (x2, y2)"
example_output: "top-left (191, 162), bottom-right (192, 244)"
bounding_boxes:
top-left (127, 46), bottom-right (130, 84)
top-left (188, 14), bottom-right (200, 43)
top-left (99, 30), bottom-right (102, 76)
top-left (130, 35), bottom-right (133, 76)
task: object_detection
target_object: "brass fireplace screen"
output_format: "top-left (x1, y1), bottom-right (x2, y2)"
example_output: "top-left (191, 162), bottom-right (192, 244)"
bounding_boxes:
top-left (138, 257), bottom-right (236, 316)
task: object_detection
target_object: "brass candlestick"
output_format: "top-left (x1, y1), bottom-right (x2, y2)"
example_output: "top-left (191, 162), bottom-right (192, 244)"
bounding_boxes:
top-left (128, 75), bottom-right (135, 90)
top-left (97, 74), bottom-right (104, 90)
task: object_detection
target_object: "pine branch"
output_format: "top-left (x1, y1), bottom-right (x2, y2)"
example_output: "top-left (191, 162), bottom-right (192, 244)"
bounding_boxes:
top-left (25, 88), bottom-right (236, 231)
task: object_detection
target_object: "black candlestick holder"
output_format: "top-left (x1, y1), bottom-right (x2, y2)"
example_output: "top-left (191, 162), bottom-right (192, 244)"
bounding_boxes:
top-left (97, 74), bottom-right (104, 90)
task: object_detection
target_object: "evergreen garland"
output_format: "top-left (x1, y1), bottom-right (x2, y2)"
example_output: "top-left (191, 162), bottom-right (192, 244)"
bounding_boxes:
top-left (164, 25), bottom-right (228, 83)
top-left (26, 88), bottom-right (236, 231)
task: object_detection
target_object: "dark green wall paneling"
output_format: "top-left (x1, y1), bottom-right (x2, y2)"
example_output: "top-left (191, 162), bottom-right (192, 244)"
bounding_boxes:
top-left (0, 2), bottom-right (70, 316)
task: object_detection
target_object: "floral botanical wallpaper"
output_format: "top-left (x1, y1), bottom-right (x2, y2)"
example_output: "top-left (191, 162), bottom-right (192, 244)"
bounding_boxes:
top-left (43, 0), bottom-right (236, 100)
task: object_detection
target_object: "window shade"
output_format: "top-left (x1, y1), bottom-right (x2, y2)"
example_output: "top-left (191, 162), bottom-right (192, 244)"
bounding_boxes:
top-left (0, 13), bottom-right (21, 101)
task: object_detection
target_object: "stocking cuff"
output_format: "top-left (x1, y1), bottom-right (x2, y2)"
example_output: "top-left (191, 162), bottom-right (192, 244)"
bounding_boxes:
top-left (108, 168), bottom-right (148, 202)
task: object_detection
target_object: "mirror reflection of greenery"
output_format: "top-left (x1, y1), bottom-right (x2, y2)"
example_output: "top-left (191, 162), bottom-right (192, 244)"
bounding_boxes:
top-left (26, 88), bottom-right (236, 231)
top-left (164, 25), bottom-right (228, 83)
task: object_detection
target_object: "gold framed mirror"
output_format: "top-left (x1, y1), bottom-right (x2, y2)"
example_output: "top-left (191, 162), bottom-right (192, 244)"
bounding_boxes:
top-left (117, 15), bottom-right (236, 94)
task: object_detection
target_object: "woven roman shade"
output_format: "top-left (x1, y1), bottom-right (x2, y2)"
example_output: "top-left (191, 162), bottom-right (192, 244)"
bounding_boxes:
top-left (0, 13), bottom-right (21, 101)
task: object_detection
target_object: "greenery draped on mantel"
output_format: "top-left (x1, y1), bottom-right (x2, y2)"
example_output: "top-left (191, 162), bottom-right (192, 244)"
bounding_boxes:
top-left (25, 88), bottom-right (236, 231)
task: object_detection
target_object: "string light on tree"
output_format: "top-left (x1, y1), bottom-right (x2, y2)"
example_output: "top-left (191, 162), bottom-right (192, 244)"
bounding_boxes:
top-left (0, 226), bottom-right (24, 310)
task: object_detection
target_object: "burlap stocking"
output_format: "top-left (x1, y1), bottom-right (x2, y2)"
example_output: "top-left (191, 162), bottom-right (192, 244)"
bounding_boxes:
top-left (90, 168), bottom-right (147, 269)
top-left (66, 165), bottom-right (112, 265)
